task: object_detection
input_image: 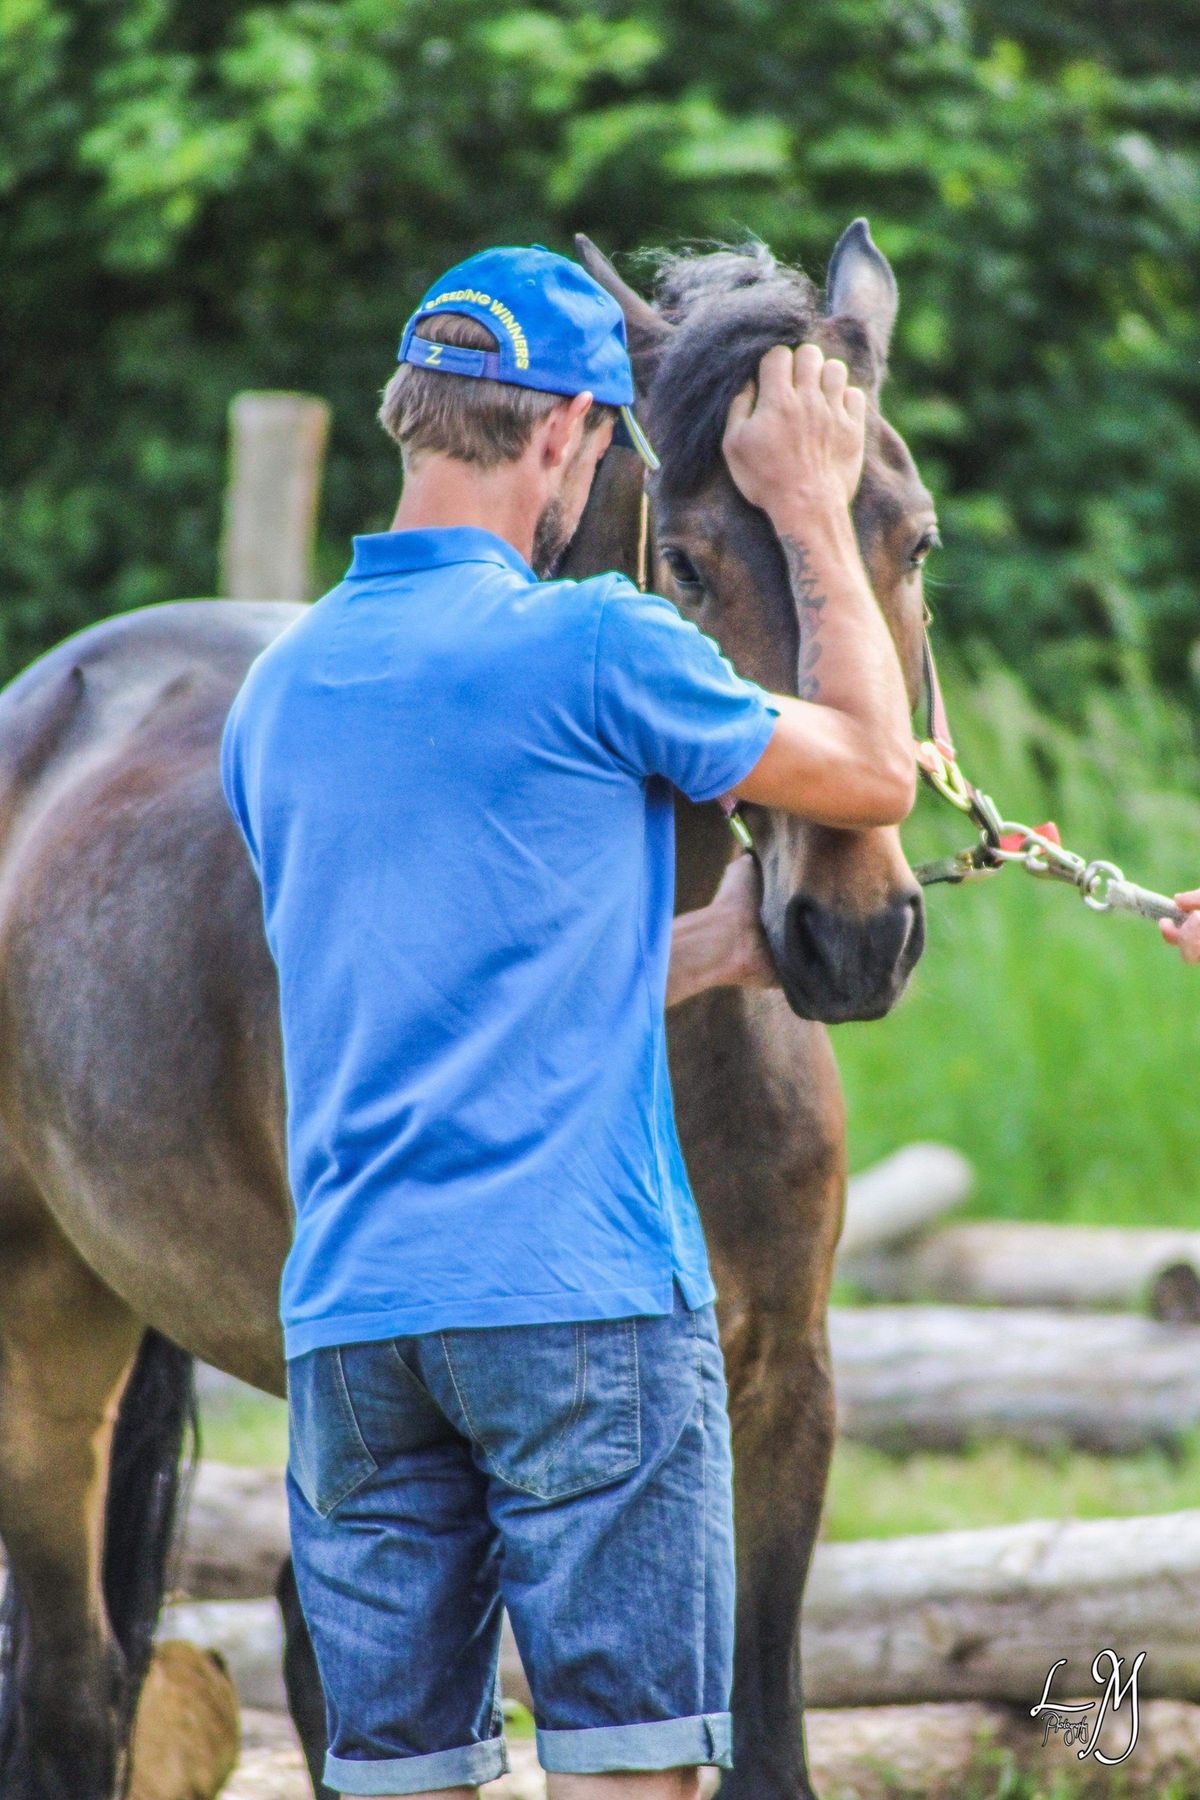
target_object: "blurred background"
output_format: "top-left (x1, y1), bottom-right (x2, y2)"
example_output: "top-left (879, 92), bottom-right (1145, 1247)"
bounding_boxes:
top-left (7, 0), bottom-right (1200, 1554)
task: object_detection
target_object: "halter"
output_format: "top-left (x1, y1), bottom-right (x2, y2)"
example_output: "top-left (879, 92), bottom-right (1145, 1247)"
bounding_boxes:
top-left (635, 486), bottom-right (754, 851)
top-left (635, 480), bottom-right (1183, 925)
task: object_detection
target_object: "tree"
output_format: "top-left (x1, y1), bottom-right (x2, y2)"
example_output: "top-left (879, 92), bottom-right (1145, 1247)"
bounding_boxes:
top-left (2, 0), bottom-right (1198, 704)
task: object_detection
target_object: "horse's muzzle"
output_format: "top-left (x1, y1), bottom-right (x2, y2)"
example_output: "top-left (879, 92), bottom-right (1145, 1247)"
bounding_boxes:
top-left (774, 888), bottom-right (925, 1024)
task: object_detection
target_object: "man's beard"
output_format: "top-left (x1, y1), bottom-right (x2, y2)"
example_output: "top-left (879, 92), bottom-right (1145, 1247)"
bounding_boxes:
top-left (531, 496), bottom-right (570, 579)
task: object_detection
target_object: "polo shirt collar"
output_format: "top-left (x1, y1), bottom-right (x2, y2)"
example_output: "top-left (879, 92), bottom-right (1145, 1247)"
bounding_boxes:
top-left (346, 527), bottom-right (535, 582)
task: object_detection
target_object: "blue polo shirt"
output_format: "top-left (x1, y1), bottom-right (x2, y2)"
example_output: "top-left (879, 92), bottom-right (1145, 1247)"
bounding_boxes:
top-left (221, 526), bottom-right (777, 1356)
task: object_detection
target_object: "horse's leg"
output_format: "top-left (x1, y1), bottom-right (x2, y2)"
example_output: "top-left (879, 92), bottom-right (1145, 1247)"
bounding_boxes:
top-left (721, 1301), bottom-right (838, 1800)
top-left (277, 1556), bottom-right (336, 1800)
top-left (0, 1206), bottom-right (148, 1799)
top-left (676, 998), bottom-right (845, 1800)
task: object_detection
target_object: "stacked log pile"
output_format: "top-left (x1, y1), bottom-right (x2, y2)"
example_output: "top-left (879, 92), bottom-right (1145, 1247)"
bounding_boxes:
top-left (165, 1142), bottom-right (1200, 1795)
top-left (153, 1466), bottom-right (1200, 1714)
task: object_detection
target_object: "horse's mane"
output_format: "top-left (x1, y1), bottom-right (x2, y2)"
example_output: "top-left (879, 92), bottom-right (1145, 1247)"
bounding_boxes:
top-left (643, 243), bottom-right (824, 499)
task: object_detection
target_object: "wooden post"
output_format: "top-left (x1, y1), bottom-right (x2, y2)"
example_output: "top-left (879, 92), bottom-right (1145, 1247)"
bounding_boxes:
top-left (220, 392), bottom-right (331, 601)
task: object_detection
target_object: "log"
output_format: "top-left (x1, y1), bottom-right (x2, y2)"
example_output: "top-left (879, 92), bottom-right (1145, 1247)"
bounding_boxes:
top-left (220, 391), bottom-right (330, 601)
top-left (803, 1509), bottom-right (1200, 1707)
top-left (159, 1597), bottom-right (532, 1716)
top-left (174, 1462), bottom-right (289, 1601)
top-left (836, 1143), bottom-right (974, 1260)
top-left (168, 1510), bottom-right (1200, 1713)
top-left (832, 1304), bottom-right (1200, 1452)
top-left (174, 1316), bottom-right (1200, 1625)
top-left (842, 1220), bottom-right (1200, 1315)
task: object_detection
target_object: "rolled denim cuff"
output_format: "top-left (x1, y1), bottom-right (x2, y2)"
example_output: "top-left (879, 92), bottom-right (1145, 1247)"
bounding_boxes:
top-left (325, 1735), bottom-right (509, 1794)
top-left (537, 1711), bottom-right (733, 1772)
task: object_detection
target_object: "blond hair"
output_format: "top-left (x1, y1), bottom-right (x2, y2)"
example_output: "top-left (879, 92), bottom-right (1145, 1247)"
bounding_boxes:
top-left (378, 312), bottom-right (616, 468)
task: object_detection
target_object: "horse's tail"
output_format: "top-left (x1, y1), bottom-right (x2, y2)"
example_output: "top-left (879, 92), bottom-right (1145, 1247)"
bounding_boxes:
top-left (103, 1328), bottom-right (198, 1715)
top-left (0, 1327), bottom-right (197, 1784)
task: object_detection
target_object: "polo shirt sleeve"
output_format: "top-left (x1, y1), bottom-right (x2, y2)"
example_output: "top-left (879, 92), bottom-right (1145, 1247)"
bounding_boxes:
top-left (592, 581), bottom-right (779, 803)
top-left (219, 700), bottom-right (260, 874)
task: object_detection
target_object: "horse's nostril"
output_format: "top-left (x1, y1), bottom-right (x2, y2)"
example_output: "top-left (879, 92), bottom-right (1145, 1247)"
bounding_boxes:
top-left (778, 889), bottom-right (924, 1023)
top-left (784, 889), bottom-right (925, 980)
top-left (897, 890), bottom-right (926, 974)
top-left (783, 894), bottom-right (823, 967)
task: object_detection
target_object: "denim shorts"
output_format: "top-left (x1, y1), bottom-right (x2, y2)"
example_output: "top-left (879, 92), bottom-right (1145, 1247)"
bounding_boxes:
top-left (285, 1279), bottom-right (735, 1796)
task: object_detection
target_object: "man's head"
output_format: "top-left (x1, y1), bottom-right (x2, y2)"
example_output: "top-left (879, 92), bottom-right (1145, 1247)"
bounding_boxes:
top-left (379, 246), bottom-right (658, 574)
top-left (379, 311), bottom-right (617, 572)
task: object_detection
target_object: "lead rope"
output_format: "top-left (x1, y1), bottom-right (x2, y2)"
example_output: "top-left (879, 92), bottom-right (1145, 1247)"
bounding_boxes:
top-left (635, 485), bottom-right (754, 852)
top-left (914, 627), bottom-right (1184, 925)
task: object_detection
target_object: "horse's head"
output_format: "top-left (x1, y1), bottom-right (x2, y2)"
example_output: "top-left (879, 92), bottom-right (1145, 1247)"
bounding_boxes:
top-left (574, 224), bottom-right (933, 1025)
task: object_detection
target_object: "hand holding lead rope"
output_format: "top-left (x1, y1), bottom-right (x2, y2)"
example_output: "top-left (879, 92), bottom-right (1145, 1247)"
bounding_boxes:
top-left (912, 741), bottom-right (1185, 926)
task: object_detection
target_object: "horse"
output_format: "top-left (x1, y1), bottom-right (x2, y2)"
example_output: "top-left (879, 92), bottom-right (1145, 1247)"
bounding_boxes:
top-left (0, 219), bottom-right (935, 1800)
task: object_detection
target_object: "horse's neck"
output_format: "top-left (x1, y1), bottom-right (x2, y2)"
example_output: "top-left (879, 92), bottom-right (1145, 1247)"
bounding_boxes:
top-left (561, 455), bottom-right (731, 913)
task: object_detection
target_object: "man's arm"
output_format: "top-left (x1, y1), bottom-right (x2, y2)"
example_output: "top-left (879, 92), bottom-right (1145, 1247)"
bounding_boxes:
top-left (666, 855), bottom-right (777, 1009)
top-left (1161, 890), bottom-right (1200, 962)
top-left (722, 343), bottom-right (915, 829)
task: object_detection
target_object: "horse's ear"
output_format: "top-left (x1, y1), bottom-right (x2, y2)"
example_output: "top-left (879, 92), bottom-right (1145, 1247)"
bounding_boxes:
top-left (825, 218), bottom-right (898, 392)
top-left (575, 234), bottom-right (673, 382)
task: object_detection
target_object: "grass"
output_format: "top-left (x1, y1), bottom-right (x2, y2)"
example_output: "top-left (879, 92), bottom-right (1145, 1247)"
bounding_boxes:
top-left (822, 1432), bottom-right (1200, 1541)
top-left (837, 656), bottom-right (1200, 1224)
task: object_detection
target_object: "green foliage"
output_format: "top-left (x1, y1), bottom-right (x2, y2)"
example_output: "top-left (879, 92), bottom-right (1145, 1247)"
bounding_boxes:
top-left (2, 0), bottom-right (1199, 696)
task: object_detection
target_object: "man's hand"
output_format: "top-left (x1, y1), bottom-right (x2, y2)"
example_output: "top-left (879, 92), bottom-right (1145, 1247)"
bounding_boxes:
top-left (722, 343), bottom-right (867, 526)
top-left (1160, 890), bottom-right (1200, 963)
top-left (666, 855), bottom-right (778, 1010)
top-left (717, 342), bottom-right (914, 830)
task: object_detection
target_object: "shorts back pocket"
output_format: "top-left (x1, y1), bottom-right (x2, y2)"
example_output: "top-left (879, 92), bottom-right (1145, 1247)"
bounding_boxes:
top-left (439, 1315), bottom-right (641, 1500)
top-left (287, 1345), bottom-right (379, 1517)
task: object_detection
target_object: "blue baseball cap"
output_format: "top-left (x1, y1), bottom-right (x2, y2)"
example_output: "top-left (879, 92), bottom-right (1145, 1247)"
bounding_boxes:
top-left (397, 245), bottom-right (659, 469)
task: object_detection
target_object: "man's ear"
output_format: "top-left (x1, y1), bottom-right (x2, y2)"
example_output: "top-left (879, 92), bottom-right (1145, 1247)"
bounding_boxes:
top-left (539, 390), bottom-right (595, 470)
top-left (575, 235), bottom-right (673, 388)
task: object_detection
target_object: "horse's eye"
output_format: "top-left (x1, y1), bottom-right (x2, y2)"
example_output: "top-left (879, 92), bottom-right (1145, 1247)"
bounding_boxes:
top-left (909, 528), bottom-right (941, 571)
top-left (660, 545), bottom-right (703, 591)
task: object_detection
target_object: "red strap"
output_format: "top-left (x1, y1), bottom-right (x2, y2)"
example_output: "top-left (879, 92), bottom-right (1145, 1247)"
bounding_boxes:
top-left (999, 822), bottom-right (1060, 853)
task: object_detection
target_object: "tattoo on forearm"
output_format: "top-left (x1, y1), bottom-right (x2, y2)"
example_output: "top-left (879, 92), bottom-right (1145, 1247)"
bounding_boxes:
top-left (780, 536), bottom-right (827, 700)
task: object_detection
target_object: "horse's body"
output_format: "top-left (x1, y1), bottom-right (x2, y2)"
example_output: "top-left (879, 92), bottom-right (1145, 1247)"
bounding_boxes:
top-left (0, 226), bottom-right (936, 1800)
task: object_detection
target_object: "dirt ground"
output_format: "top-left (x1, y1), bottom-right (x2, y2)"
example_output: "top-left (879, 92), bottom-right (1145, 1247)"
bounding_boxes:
top-left (224, 1712), bottom-right (546, 1800)
top-left (223, 1701), bottom-right (1200, 1800)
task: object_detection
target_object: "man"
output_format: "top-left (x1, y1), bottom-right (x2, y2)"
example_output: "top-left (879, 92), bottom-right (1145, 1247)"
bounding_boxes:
top-left (221, 244), bottom-right (913, 1800)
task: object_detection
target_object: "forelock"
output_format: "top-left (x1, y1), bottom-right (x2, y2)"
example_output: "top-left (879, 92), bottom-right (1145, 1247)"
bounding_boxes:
top-left (645, 246), bottom-right (822, 499)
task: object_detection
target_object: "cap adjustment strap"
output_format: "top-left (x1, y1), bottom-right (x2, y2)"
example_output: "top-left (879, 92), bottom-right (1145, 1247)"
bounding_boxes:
top-left (403, 337), bottom-right (506, 380)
